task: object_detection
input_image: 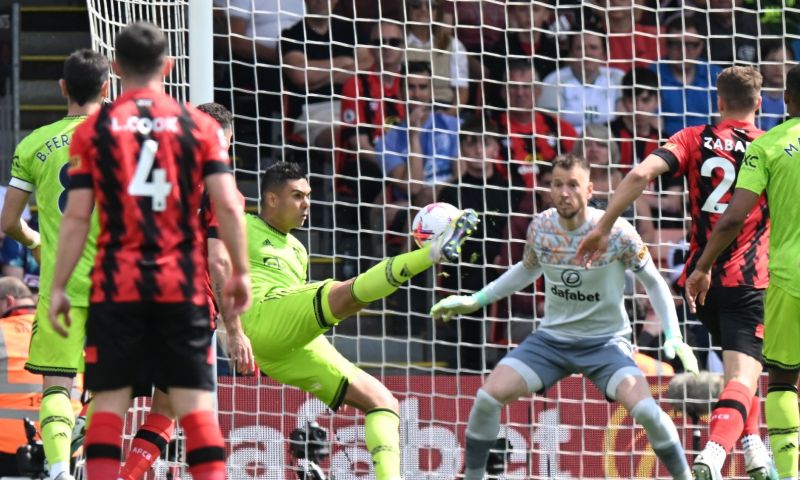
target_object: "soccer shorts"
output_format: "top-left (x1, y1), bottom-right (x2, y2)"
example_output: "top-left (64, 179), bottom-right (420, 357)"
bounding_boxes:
top-left (763, 284), bottom-right (800, 371)
top-left (85, 302), bottom-right (214, 393)
top-left (243, 280), bottom-right (359, 410)
top-left (25, 298), bottom-right (87, 377)
top-left (499, 330), bottom-right (642, 401)
top-left (695, 286), bottom-right (764, 360)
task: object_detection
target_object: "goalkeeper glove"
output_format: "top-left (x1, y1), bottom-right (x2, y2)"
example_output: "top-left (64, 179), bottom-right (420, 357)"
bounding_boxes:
top-left (663, 337), bottom-right (699, 375)
top-left (430, 295), bottom-right (482, 322)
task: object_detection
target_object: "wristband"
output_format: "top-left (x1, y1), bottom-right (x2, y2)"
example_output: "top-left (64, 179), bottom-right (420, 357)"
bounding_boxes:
top-left (472, 291), bottom-right (490, 307)
top-left (26, 232), bottom-right (41, 250)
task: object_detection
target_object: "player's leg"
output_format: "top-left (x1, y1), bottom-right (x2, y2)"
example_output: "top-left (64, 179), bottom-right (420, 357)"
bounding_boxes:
top-left (26, 303), bottom-right (88, 480)
top-left (763, 285), bottom-right (800, 480)
top-left (584, 336), bottom-right (691, 480)
top-left (86, 388), bottom-right (135, 479)
top-left (347, 208), bottom-right (480, 308)
top-left (343, 371), bottom-right (402, 480)
top-left (463, 331), bottom-right (566, 480)
top-left (158, 302), bottom-right (225, 480)
top-left (693, 287), bottom-right (773, 479)
top-left (119, 388), bottom-right (175, 480)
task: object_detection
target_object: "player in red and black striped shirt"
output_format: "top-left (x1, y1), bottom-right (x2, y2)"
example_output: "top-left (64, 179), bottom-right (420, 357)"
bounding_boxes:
top-left (48, 22), bottom-right (251, 480)
top-left (577, 66), bottom-right (774, 480)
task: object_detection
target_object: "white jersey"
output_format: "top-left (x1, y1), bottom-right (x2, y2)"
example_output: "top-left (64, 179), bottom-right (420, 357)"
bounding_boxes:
top-left (523, 207), bottom-right (650, 338)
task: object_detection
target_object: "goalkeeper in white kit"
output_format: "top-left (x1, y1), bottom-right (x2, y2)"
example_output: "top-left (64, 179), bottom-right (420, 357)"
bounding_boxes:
top-left (431, 154), bottom-right (698, 480)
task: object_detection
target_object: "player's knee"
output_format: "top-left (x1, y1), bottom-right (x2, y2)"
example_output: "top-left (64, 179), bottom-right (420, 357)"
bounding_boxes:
top-left (472, 389), bottom-right (503, 416)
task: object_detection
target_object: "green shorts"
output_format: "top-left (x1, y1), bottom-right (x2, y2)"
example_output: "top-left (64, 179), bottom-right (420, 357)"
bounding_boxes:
top-left (243, 280), bottom-right (359, 409)
top-left (25, 299), bottom-right (87, 377)
top-left (763, 284), bottom-right (800, 370)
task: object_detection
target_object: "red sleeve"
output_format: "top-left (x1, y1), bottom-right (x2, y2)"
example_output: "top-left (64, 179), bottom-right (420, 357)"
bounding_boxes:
top-left (340, 76), bottom-right (364, 144)
top-left (652, 127), bottom-right (695, 176)
top-left (197, 114), bottom-right (231, 177)
top-left (67, 119), bottom-right (96, 189)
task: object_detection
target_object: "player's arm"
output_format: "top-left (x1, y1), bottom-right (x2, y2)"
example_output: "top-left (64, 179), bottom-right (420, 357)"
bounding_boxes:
top-left (576, 154), bottom-right (671, 266)
top-left (0, 187), bottom-right (40, 261)
top-left (49, 188), bottom-right (94, 337)
top-left (431, 262), bottom-right (541, 321)
top-left (208, 236), bottom-right (255, 374)
top-left (633, 259), bottom-right (699, 374)
top-left (684, 188), bottom-right (760, 312)
top-left (205, 172), bottom-right (251, 316)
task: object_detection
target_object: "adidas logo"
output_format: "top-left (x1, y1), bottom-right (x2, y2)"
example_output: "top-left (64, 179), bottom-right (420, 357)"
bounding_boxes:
top-left (779, 442), bottom-right (796, 453)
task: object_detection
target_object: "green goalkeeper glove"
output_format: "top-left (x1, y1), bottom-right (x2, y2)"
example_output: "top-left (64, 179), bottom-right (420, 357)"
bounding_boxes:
top-left (430, 295), bottom-right (482, 322)
top-left (663, 337), bottom-right (699, 375)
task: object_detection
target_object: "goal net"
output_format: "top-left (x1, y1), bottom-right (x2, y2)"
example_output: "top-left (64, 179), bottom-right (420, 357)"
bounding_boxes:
top-left (84, 0), bottom-right (799, 478)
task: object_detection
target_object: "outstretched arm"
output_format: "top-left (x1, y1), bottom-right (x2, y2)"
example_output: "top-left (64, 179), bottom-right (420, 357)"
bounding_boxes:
top-left (634, 259), bottom-right (699, 374)
top-left (576, 155), bottom-right (670, 267)
top-left (431, 262), bottom-right (540, 321)
top-left (684, 188), bottom-right (760, 313)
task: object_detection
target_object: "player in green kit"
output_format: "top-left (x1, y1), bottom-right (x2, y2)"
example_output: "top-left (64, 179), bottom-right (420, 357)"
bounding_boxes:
top-left (243, 162), bottom-right (478, 480)
top-left (686, 64), bottom-right (800, 480)
top-left (0, 50), bottom-right (108, 480)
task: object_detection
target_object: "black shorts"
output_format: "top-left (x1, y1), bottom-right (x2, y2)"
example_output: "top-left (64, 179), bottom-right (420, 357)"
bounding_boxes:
top-left (696, 286), bottom-right (764, 361)
top-left (85, 302), bottom-right (215, 393)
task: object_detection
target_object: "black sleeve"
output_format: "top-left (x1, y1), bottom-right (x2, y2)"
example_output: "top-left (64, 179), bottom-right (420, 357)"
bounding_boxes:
top-left (203, 160), bottom-right (231, 177)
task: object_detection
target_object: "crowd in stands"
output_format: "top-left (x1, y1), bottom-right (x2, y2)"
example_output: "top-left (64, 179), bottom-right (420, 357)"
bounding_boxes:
top-left (205, 0), bottom-right (800, 372)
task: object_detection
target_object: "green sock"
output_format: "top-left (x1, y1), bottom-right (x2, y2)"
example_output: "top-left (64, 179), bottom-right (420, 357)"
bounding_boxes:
top-left (365, 408), bottom-right (401, 480)
top-left (766, 387), bottom-right (800, 479)
top-left (351, 246), bottom-right (433, 304)
top-left (40, 386), bottom-right (75, 473)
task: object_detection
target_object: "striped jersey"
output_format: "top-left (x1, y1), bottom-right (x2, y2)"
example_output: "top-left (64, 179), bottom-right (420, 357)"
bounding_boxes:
top-left (68, 88), bottom-right (230, 305)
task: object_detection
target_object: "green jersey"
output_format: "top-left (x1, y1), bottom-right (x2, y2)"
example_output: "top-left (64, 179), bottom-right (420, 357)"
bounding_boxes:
top-left (244, 213), bottom-right (308, 300)
top-left (736, 117), bottom-right (800, 297)
top-left (9, 115), bottom-right (98, 306)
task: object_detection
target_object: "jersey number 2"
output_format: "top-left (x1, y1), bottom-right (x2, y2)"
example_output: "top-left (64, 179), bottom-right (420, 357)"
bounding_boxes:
top-left (128, 139), bottom-right (172, 212)
top-left (700, 156), bottom-right (736, 214)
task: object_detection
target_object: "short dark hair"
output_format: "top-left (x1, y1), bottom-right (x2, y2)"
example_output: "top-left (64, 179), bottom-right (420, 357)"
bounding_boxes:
top-left (197, 102), bottom-right (233, 131)
top-left (552, 153), bottom-right (590, 173)
top-left (115, 21), bottom-right (168, 77)
top-left (63, 49), bottom-right (109, 106)
top-left (261, 162), bottom-right (306, 196)
top-left (459, 115), bottom-right (500, 146)
top-left (0, 277), bottom-right (33, 300)
top-left (716, 66), bottom-right (762, 113)
top-left (787, 64), bottom-right (800, 104)
top-left (621, 67), bottom-right (658, 99)
top-left (503, 58), bottom-right (534, 82)
top-left (406, 61), bottom-right (432, 77)
top-left (665, 15), bottom-right (705, 36)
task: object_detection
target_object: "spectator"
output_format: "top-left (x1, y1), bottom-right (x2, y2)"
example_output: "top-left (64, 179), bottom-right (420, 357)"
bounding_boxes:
top-left (404, 0), bottom-right (469, 110)
top-left (442, 1), bottom-right (505, 53)
top-left (610, 67), bottom-right (661, 168)
top-left (0, 212), bottom-right (39, 294)
top-left (654, 15), bottom-right (722, 136)
top-left (280, 0), bottom-right (370, 151)
top-left (759, 40), bottom-right (795, 131)
top-left (539, 29), bottom-right (625, 133)
top-left (0, 277), bottom-right (40, 478)
top-left (482, 1), bottom-right (559, 105)
top-left (701, 0), bottom-right (759, 65)
top-left (212, 0), bottom-right (304, 164)
top-left (602, 0), bottom-right (664, 72)
top-left (496, 59), bottom-right (577, 190)
top-left (438, 117), bottom-right (510, 371)
top-left (377, 61), bottom-right (460, 207)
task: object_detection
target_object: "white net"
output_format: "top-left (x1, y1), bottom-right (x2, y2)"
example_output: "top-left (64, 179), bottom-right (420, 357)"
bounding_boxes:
top-left (85, 0), bottom-right (800, 478)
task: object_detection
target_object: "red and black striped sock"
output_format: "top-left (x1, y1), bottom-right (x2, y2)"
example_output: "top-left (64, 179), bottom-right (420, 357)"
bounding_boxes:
top-left (181, 410), bottom-right (226, 480)
top-left (709, 380), bottom-right (752, 452)
top-left (119, 413), bottom-right (174, 480)
top-left (85, 412), bottom-right (123, 480)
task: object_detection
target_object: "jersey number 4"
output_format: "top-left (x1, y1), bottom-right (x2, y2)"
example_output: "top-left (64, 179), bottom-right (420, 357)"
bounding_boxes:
top-left (128, 139), bottom-right (172, 212)
top-left (700, 156), bottom-right (736, 214)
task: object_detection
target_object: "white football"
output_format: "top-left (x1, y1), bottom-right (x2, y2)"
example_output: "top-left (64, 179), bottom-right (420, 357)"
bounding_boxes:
top-left (411, 202), bottom-right (460, 247)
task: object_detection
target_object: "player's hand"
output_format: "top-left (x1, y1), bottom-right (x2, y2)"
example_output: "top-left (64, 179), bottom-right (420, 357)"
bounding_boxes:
top-left (226, 327), bottom-right (256, 375)
top-left (430, 295), bottom-right (481, 322)
top-left (663, 337), bottom-right (700, 375)
top-left (223, 273), bottom-right (251, 318)
top-left (684, 269), bottom-right (711, 314)
top-left (49, 288), bottom-right (71, 338)
top-left (575, 227), bottom-right (609, 268)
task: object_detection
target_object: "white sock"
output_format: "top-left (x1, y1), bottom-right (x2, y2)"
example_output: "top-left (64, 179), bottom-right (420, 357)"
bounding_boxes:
top-left (698, 441), bottom-right (726, 472)
top-left (49, 461), bottom-right (68, 479)
top-left (741, 433), bottom-right (771, 469)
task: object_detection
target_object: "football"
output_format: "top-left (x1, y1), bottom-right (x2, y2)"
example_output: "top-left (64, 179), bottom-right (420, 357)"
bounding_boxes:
top-left (411, 202), bottom-right (460, 247)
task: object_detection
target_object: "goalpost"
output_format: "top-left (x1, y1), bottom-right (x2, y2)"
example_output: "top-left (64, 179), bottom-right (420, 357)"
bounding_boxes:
top-left (83, 0), bottom-right (798, 478)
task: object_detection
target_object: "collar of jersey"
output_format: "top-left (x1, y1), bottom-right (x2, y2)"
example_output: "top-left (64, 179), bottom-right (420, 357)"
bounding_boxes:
top-left (255, 215), bottom-right (287, 237)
